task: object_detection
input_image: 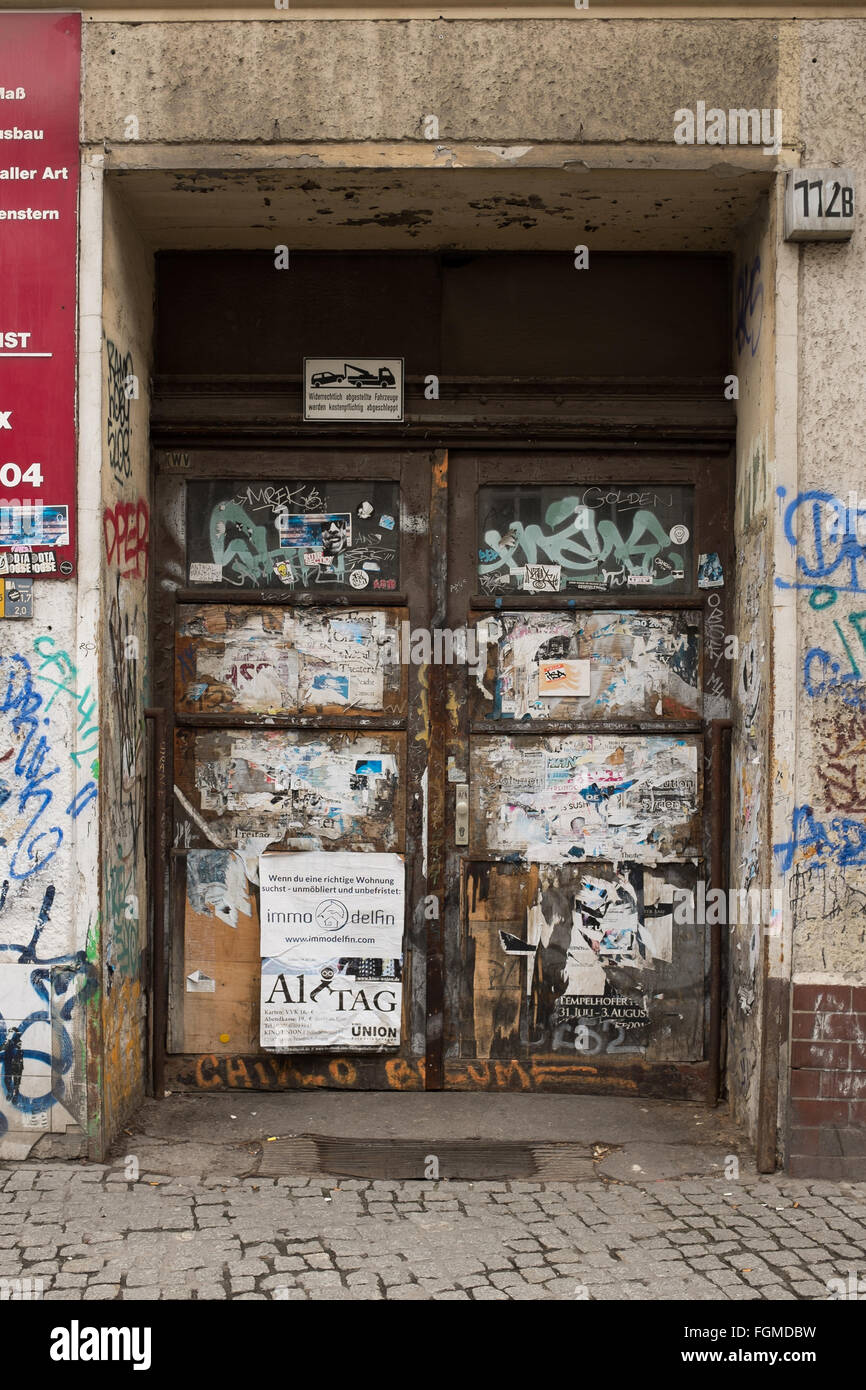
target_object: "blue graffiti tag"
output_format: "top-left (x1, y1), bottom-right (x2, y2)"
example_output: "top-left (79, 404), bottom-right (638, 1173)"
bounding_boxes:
top-left (774, 805), bottom-right (866, 874)
top-left (0, 882), bottom-right (98, 1134)
top-left (0, 654), bottom-right (98, 879)
top-left (775, 488), bottom-right (866, 597)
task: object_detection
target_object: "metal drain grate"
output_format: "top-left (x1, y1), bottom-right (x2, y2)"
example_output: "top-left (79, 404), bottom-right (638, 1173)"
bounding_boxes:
top-left (257, 1136), bottom-right (598, 1181)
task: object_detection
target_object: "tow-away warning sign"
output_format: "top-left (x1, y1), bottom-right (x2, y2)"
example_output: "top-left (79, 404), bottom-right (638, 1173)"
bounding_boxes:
top-left (303, 358), bottom-right (404, 422)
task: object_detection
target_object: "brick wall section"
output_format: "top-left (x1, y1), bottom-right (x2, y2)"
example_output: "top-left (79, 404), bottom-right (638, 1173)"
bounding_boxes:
top-left (789, 984), bottom-right (866, 1178)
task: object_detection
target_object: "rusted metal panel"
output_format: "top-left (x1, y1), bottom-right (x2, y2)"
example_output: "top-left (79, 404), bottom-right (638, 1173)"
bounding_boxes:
top-left (473, 610), bottom-right (702, 723)
top-left (167, 1052), bottom-right (428, 1092)
top-left (164, 1051), bottom-right (709, 1101)
top-left (425, 451), bottom-right (449, 1089)
top-left (174, 729), bottom-right (406, 853)
top-left (175, 604), bottom-right (407, 717)
top-left (470, 733), bottom-right (703, 862)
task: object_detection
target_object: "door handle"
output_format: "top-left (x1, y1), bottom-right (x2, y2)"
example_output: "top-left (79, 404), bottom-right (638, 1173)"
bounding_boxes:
top-left (455, 784), bottom-right (469, 847)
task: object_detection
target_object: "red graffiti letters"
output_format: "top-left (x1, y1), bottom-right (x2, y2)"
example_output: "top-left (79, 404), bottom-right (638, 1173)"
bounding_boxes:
top-left (103, 499), bottom-right (149, 580)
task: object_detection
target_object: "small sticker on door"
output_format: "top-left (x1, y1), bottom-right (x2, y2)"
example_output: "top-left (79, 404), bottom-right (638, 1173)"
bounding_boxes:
top-left (537, 659), bottom-right (591, 697)
top-left (186, 970), bottom-right (216, 993)
top-left (523, 563), bottom-right (561, 593)
top-left (698, 552), bottom-right (724, 588)
top-left (189, 561), bottom-right (222, 583)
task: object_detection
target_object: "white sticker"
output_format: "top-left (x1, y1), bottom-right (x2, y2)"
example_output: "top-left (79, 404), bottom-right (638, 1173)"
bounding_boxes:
top-left (669, 524), bottom-right (690, 545)
top-left (522, 563), bottom-right (560, 593)
top-left (189, 562), bottom-right (222, 583)
top-left (349, 569), bottom-right (370, 589)
top-left (186, 970), bottom-right (216, 993)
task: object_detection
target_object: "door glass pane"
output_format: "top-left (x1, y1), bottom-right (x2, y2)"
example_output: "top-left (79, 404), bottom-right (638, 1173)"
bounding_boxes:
top-left (477, 484), bottom-right (694, 594)
top-left (186, 479), bottom-right (400, 591)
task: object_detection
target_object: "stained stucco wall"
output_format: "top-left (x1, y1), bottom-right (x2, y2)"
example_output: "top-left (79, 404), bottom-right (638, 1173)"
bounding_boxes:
top-left (727, 194), bottom-right (777, 1136)
top-left (0, 577), bottom-right (99, 1157)
top-left (79, 19), bottom-right (787, 146)
top-left (776, 23), bottom-right (866, 986)
top-left (99, 181), bottom-right (154, 1143)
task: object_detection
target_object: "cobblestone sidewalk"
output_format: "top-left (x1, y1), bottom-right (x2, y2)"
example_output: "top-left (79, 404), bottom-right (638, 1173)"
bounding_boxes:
top-left (1, 1166), bottom-right (864, 1301)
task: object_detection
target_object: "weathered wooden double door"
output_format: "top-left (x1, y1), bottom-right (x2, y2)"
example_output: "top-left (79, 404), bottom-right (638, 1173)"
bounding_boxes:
top-left (154, 447), bottom-right (731, 1096)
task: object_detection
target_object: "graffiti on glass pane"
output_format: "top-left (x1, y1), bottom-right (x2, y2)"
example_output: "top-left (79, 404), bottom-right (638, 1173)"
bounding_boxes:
top-left (477, 486), bottom-right (693, 595)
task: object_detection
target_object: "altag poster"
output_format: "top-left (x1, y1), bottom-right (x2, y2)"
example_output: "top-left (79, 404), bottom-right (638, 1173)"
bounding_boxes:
top-left (259, 851), bottom-right (405, 1052)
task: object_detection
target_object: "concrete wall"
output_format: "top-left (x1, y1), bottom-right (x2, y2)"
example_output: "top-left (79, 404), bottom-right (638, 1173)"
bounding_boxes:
top-left (80, 19), bottom-right (786, 145)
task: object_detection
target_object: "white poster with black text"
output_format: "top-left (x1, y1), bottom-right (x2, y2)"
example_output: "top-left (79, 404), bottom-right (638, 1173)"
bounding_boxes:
top-left (259, 851), bottom-right (405, 1052)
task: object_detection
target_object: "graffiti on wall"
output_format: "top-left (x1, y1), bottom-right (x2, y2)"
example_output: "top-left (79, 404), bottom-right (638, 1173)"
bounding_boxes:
top-left (735, 256), bottom-right (763, 358)
top-left (776, 490), bottom-right (866, 917)
top-left (106, 340), bottom-right (134, 483)
top-left (102, 576), bottom-right (145, 980)
top-left (103, 499), bottom-right (149, 582)
top-left (30, 636), bottom-right (99, 773)
top-left (0, 652), bottom-right (97, 884)
top-left (0, 883), bottom-right (98, 1137)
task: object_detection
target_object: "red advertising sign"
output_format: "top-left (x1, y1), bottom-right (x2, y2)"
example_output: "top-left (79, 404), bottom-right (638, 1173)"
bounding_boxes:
top-left (0, 12), bottom-right (80, 579)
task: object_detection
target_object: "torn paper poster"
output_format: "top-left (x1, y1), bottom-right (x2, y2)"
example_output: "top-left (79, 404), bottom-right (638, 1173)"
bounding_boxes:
top-left (186, 730), bottom-right (401, 849)
top-left (259, 850), bottom-right (405, 961)
top-left (554, 992), bottom-right (650, 1029)
top-left (236, 834), bottom-right (284, 885)
top-left (186, 849), bottom-right (252, 928)
top-left (261, 956), bottom-right (402, 1052)
top-left (468, 860), bottom-right (702, 1060)
top-left (178, 605), bottom-right (395, 715)
top-left (471, 733), bottom-right (702, 862)
top-left (698, 552), bottom-right (724, 588)
top-left (478, 611), bottom-right (701, 721)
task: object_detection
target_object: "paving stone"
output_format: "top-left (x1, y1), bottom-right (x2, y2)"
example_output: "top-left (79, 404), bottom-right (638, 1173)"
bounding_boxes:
top-left (0, 1165), bottom-right (862, 1302)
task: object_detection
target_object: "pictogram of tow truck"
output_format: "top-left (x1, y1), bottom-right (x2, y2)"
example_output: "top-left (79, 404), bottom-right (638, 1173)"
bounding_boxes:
top-left (310, 363), bottom-right (397, 389)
